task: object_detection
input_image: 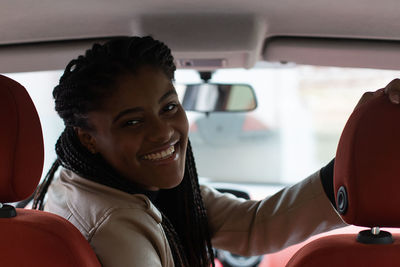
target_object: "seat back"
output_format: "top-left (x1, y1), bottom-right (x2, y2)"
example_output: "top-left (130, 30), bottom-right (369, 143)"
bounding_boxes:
top-left (287, 93), bottom-right (400, 267)
top-left (0, 74), bottom-right (100, 267)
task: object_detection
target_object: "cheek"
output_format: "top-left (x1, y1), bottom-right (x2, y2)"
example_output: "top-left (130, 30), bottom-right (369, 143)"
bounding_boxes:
top-left (178, 109), bottom-right (189, 136)
top-left (96, 132), bottom-right (141, 167)
top-left (114, 136), bottom-right (142, 163)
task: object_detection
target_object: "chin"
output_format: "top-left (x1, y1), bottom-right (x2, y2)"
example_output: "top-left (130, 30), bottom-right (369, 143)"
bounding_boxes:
top-left (160, 176), bottom-right (184, 190)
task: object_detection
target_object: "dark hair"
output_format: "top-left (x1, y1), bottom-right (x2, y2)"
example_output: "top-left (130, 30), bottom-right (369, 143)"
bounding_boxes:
top-left (33, 36), bottom-right (214, 267)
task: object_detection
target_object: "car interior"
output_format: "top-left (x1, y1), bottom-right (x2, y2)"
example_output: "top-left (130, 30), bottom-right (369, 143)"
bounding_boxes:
top-left (1, 0), bottom-right (400, 266)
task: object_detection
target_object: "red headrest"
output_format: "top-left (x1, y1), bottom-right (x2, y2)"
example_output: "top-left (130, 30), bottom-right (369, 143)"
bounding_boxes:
top-left (334, 92), bottom-right (400, 227)
top-left (0, 74), bottom-right (44, 203)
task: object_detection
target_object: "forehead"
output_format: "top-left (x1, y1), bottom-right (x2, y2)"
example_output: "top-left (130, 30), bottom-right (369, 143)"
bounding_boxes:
top-left (104, 67), bottom-right (173, 108)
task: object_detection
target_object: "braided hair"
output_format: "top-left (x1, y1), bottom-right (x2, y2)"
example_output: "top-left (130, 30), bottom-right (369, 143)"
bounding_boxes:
top-left (33, 36), bottom-right (215, 267)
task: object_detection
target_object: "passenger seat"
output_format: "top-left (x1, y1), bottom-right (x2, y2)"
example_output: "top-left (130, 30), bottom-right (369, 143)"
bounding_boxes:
top-left (0, 74), bottom-right (101, 267)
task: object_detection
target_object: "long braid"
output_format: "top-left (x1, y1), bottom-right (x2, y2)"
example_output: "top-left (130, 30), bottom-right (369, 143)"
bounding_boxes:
top-left (156, 140), bottom-right (215, 267)
top-left (162, 214), bottom-right (190, 267)
top-left (33, 159), bottom-right (60, 210)
top-left (33, 36), bottom-right (215, 266)
top-left (186, 141), bottom-right (215, 267)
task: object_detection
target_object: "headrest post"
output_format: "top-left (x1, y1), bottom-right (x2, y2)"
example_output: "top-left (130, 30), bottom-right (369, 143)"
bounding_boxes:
top-left (357, 227), bottom-right (393, 245)
top-left (371, 227), bottom-right (380, 235)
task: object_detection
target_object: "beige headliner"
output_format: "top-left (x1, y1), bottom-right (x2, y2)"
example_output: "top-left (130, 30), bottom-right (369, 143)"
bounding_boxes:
top-left (1, 0), bottom-right (400, 72)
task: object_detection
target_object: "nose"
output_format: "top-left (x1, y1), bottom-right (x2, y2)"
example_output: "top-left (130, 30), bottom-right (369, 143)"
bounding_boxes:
top-left (146, 117), bottom-right (174, 144)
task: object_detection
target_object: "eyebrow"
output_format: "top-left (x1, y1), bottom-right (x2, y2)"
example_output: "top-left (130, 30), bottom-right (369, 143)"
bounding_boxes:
top-left (159, 89), bottom-right (177, 104)
top-left (112, 89), bottom-right (178, 123)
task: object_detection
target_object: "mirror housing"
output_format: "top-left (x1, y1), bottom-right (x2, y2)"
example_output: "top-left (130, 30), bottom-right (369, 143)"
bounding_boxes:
top-left (181, 83), bottom-right (257, 113)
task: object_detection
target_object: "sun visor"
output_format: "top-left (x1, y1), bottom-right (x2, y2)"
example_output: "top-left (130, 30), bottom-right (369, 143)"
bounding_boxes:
top-left (132, 15), bottom-right (266, 70)
top-left (263, 37), bottom-right (400, 70)
top-left (0, 38), bottom-right (115, 73)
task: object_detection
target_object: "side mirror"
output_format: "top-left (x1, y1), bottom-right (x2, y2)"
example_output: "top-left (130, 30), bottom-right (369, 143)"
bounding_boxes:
top-left (181, 83), bottom-right (257, 113)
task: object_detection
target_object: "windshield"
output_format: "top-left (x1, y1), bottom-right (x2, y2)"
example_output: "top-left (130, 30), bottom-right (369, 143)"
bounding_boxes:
top-left (5, 64), bottom-right (398, 192)
top-left (177, 65), bottom-right (398, 186)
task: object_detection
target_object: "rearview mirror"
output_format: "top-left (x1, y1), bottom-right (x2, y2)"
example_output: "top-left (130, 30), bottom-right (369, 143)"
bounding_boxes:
top-left (181, 83), bottom-right (257, 113)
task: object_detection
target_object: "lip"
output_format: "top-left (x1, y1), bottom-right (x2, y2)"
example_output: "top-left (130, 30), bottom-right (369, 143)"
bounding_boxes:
top-left (141, 139), bottom-right (179, 156)
top-left (140, 142), bottom-right (180, 165)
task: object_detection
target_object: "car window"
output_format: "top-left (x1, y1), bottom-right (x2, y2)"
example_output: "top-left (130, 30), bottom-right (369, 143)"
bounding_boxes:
top-left (177, 65), bottom-right (398, 197)
top-left (4, 65), bottom-right (398, 199)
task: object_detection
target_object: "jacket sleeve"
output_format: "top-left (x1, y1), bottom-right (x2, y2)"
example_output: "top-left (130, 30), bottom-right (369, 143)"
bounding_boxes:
top-left (89, 208), bottom-right (173, 267)
top-left (201, 170), bottom-right (347, 256)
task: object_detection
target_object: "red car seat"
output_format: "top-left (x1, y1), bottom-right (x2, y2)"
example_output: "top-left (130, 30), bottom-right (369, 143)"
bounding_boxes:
top-left (0, 74), bottom-right (101, 267)
top-left (287, 92), bottom-right (400, 267)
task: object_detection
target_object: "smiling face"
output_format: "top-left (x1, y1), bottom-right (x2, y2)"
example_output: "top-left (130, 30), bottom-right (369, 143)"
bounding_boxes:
top-left (77, 66), bottom-right (189, 191)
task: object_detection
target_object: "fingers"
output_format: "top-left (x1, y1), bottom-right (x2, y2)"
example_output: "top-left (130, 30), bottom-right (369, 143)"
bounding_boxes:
top-left (354, 79), bottom-right (400, 111)
top-left (354, 91), bottom-right (374, 110)
top-left (374, 88), bottom-right (385, 95)
top-left (384, 79), bottom-right (400, 104)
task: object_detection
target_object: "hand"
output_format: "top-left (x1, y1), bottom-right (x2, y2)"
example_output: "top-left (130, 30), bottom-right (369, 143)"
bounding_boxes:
top-left (354, 79), bottom-right (400, 110)
top-left (384, 78), bottom-right (400, 104)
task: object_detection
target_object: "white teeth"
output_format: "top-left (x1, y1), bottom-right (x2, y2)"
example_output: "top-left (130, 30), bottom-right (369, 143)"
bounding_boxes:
top-left (143, 146), bottom-right (175, 161)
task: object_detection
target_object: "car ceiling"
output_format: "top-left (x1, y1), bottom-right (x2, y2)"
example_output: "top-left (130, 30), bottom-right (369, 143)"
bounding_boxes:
top-left (1, 0), bottom-right (400, 72)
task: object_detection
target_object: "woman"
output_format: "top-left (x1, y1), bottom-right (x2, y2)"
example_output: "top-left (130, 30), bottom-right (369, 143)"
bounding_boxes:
top-left (33, 36), bottom-right (400, 267)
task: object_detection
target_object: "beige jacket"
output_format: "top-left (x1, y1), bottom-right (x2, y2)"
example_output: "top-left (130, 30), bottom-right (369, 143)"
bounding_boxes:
top-left (45, 168), bottom-right (345, 266)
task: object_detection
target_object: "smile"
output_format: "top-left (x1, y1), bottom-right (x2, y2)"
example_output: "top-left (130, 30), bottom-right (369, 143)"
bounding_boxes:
top-left (143, 145), bottom-right (175, 161)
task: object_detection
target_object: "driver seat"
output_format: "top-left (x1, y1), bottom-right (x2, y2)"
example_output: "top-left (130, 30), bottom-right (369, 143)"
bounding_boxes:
top-left (287, 92), bottom-right (400, 266)
top-left (0, 74), bottom-right (101, 267)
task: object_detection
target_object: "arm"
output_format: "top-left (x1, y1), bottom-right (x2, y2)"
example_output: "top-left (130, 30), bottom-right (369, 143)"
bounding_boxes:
top-left (202, 171), bottom-right (346, 256)
top-left (203, 80), bottom-right (400, 257)
top-left (89, 208), bottom-right (173, 267)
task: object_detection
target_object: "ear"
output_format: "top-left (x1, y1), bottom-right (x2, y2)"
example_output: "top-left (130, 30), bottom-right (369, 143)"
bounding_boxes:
top-left (75, 127), bottom-right (97, 154)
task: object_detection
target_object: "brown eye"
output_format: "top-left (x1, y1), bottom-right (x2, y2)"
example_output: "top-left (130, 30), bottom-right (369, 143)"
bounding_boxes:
top-left (124, 119), bottom-right (142, 127)
top-left (163, 103), bottom-right (177, 112)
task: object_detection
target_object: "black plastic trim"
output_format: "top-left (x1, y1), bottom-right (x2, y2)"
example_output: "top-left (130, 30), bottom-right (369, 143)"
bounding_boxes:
top-left (357, 230), bottom-right (393, 244)
top-left (0, 204), bottom-right (17, 218)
